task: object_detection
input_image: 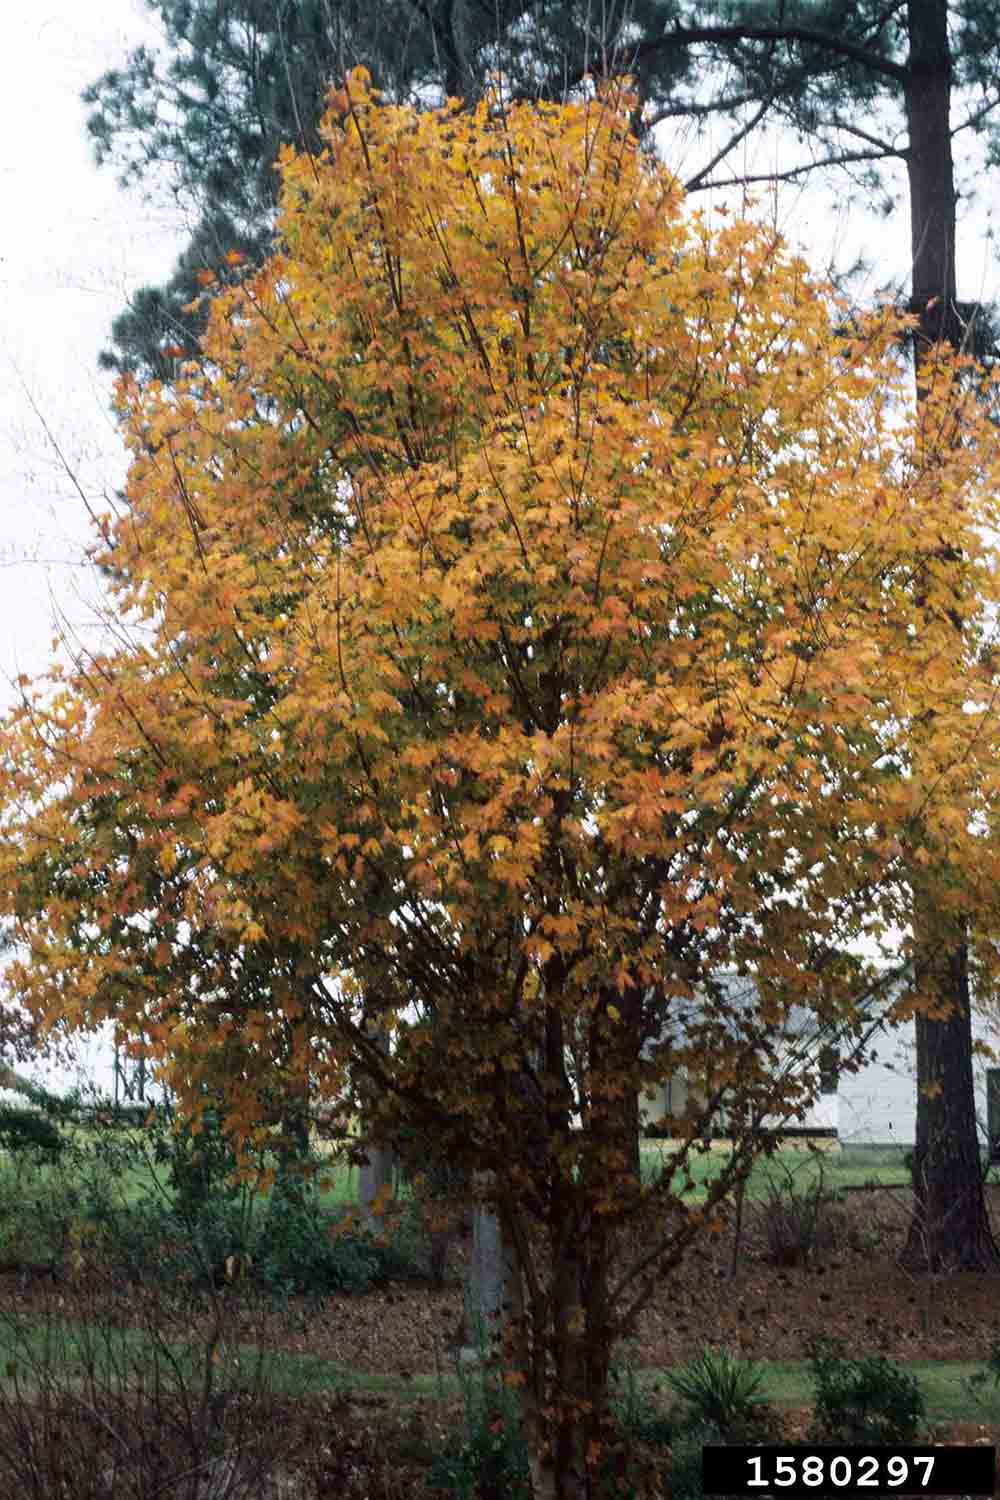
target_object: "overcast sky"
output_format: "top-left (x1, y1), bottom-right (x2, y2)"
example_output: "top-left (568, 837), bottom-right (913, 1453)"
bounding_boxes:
top-left (4, 4), bottom-right (997, 713)
top-left (0, 3), bottom-right (189, 703)
top-left (0, 2), bottom-right (190, 1094)
top-left (1, 3), bottom-right (998, 1095)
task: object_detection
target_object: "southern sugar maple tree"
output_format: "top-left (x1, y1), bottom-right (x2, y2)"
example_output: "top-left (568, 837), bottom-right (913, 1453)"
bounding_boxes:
top-left (6, 72), bottom-right (1000, 1497)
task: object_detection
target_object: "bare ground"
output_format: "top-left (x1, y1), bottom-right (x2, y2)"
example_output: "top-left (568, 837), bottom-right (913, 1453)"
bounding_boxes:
top-left (4, 1185), bottom-right (1000, 1496)
top-left (245, 1183), bottom-right (1000, 1377)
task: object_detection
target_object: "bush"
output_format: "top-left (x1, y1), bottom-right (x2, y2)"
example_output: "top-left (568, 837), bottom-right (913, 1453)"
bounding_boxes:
top-left (808, 1338), bottom-right (925, 1443)
top-left (255, 1197), bottom-right (383, 1297)
top-left (758, 1165), bottom-right (845, 1268)
top-left (84, 1183), bottom-right (390, 1299)
top-left (0, 1097), bottom-right (435, 1300)
top-left (0, 1274), bottom-right (311, 1499)
top-left (668, 1423), bottom-right (716, 1500)
top-left (665, 1348), bottom-right (774, 1440)
top-left (0, 1104), bottom-right (65, 1162)
top-left (0, 1134), bottom-right (108, 1278)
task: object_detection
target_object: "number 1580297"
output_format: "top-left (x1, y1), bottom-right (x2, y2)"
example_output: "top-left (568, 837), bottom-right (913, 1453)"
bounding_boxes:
top-left (702, 1446), bottom-right (996, 1497)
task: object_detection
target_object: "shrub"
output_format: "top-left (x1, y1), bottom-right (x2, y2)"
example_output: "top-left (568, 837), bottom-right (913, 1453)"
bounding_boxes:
top-left (665, 1348), bottom-right (773, 1440)
top-left (256, 1198), bottom-right (382, 1297)
top-left (0, 1097), bottom-right (430, 1300)
top-left (0, 1140), bottom-right (101, 1278)
top-left (808, 1338), bottom-right (925, 1443)
top-left (87, 1184), bottom-right (388, 1299)
top-left (668, 1423), bottom-right (716, 1500)
top-left (0, 1274), bottom-right (311, 1499)
top-left (0, 1104), bottom-right (65, 1162)
top-left (758, 1166), bottom-right (845, 1268)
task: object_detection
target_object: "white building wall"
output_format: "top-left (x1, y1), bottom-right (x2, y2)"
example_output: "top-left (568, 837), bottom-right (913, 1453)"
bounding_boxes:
top-left (799, 1090), bottom-right (838, 1132)
top-left (837, 1021), bottom-right (919, 1146)
top-left (837, 1007), bottom-right (1000, 1148)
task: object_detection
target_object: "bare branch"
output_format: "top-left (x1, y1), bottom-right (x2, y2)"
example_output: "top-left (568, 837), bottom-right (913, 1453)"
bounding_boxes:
top-left (638, 23), bottom-right (907, 85)
top-left (685, 97), bottom-right (775, 192)
top-left (692, 145), bottom-right (901, 194)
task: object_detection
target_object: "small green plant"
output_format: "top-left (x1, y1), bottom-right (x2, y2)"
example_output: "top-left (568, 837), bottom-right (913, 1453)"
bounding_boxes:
top-left (668, 1423), bottom-right (716, 1500)
top-left (665, 1348), bottom-right (772, 1439)
top-left (964, 1334), bottom-right (1000, 1413)
top-left (808, 1338), bottom-right (925, 1443)
top-left (427, 1329), bottom-right (531, 1500)
top-left (610, 1352), bottom-right (674, 1448)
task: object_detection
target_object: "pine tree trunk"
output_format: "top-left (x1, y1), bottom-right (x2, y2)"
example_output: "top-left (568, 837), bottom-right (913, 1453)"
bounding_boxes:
top-left (900, 941), bottom-right (997, 1269)
top-left (900, 0), bottom-right (998, 1272)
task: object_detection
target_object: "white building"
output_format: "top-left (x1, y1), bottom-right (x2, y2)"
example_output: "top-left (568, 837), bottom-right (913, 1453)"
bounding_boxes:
top-left (640, 973), bottom-right (1000, 1150)
top-left (836, 1003), bottom-right (1000, 1149)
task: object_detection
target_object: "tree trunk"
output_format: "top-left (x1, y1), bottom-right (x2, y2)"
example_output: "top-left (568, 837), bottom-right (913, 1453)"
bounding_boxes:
top-left (623, 1085), bottom-right (642, 1187)
top-left (900, 0), bottom-right (999, 1271)
top-left (904, 0), bottom-right (957, 340)
top-left (535, 1211), bottom-right (614, 1500)
top-left (900, 940), bottom-right (998, 1269)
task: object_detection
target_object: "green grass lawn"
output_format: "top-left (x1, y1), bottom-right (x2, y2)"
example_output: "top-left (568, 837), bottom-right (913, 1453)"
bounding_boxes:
top-left (0, 1137), bottom-right (926, 1222)
top-left (1, 1307), bottom-right (995, 1427)
top-left (637, 1142), bottom-right (917, 1201)
top-left (312, 1141), bottom-right (918, 1209)
top-left (324, 1142), bottom-right (921, 1208)
top-left (2, 1132), bottom-right (984, 1233)
top-left (636, 1356), bottom-right (997, 1426)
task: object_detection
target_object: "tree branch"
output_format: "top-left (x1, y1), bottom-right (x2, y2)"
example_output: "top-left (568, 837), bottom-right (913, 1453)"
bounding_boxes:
top-left (692, 146), bottom-right (900, 194)
top-left (953, 90), bottom-right (1000, 139)
top-left (638, 24), bottom-right (907, 86)
top-left (685, 97), bottom-right (775, 193)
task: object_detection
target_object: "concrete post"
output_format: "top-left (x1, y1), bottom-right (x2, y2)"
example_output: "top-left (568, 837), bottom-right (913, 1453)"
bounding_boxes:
top-left (460, 1204), bottom-right (521, 1361)
top-left (358, 1139), bottom-right (395, 1215)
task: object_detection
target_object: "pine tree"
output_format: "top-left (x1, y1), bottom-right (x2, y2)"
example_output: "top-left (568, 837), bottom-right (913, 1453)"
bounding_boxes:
top-left (83, 0), bottom-right (698, 380)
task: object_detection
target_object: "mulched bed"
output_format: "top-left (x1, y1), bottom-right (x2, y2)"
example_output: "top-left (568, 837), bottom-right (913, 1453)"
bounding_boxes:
top-left (5, 1184), bottom-right (1000, 1496)
top-left (234, 1184), bottom-right (1000, 1376)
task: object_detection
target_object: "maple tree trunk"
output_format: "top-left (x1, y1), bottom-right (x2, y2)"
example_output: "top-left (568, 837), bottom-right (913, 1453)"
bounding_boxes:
top-left (527, 1210), bottom-right (611, 1500)
top-left (551, 1222), bottom-right (588, 1500)
top-left (899, 0), bottom-right (998, 1272)
top-left (509, 991), bottom-right (620, 1500)
top-left (623, 1085), bottom-right (641, 1186)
